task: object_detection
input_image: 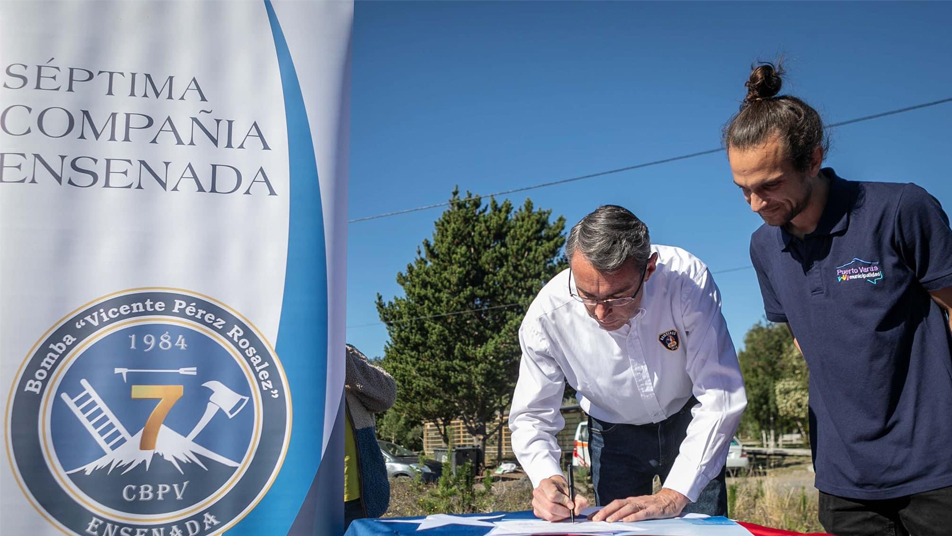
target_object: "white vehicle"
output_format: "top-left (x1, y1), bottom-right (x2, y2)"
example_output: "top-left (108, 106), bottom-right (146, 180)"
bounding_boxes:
top-left (726, 436), bottom-right (749, 473)
top-left (573, 421), bottom-right (590, 467)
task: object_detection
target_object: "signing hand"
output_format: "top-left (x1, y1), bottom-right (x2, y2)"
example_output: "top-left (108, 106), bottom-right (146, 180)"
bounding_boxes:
top-left (591, 488), bottom-right (689, 523)
top-left (532, 475), bottom-right (591, 522)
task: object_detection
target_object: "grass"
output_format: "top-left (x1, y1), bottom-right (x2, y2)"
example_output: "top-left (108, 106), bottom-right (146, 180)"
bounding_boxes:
top-left (386, 463), bottom-right (824, 532)
top-left (727, 468), bottom-right (824, 532)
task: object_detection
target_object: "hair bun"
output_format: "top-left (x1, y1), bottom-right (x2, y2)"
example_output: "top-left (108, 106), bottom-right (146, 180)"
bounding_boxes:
top-left (744, 62), bottom-right (784, 105)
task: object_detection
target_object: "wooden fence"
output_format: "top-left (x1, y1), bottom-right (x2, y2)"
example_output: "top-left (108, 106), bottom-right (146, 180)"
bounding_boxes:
top-left (422, 404), bottom-right (586, 462)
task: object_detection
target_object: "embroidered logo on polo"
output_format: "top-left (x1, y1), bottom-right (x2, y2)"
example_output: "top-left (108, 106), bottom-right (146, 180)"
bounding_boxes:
top-left (6, 289), bottom-right (290, 536)
top-left (659, 330), bottom-right (680, 351)
top-left (835, 258), bottom-right (884, 285)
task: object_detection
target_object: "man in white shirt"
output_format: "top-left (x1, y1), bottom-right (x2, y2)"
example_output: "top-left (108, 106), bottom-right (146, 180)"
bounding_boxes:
top-left (509, 205), bottom-right (747, 523)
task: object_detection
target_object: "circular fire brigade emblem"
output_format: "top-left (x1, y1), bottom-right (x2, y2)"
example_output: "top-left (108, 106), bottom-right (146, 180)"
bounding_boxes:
top-left (6, 289), bottom-right (290, 536)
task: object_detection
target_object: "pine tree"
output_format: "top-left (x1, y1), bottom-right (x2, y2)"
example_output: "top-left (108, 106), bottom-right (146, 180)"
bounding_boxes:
top-left (377, 189), bottom-right (566, 458)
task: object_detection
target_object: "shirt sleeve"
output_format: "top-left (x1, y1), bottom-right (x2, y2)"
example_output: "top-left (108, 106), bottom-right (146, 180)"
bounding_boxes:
top-left (508, 321), bottom-right (567, 488)
top-left (894, 183), bottom-right (952, 291)
top-left (664, 266), bottom-right (748, 502)
top-left (750, 239), bottom-right (787, 323)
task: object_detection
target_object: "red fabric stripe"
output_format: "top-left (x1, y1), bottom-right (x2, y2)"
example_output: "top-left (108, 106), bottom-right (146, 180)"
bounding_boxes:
top-left (736, 521), bottom-right (832, 536)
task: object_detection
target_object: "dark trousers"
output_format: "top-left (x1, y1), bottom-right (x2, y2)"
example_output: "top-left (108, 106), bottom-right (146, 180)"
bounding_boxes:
top-left (343, 498), bottom-right (364, 532)
top-left (818, 486), bottom-right (952, 536)
top-left (588, 399), bottom-right (727, 516)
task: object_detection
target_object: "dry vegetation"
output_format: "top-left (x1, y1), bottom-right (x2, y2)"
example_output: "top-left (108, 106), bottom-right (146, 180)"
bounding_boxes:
top-left (727, 467), bottom-right (823, 532)
top-left (385, 463), bottom-right (824, 533)
top-left (386, 476), bottom-right (534, 518)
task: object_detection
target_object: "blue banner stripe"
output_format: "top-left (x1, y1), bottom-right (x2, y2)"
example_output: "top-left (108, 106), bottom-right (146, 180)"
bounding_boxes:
top-left (287, 400), bottom-right (345, 536)
top-left (234, 2), bottom-right (330, 535)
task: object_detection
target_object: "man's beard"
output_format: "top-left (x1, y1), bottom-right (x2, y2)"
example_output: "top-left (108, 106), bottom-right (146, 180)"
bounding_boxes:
top-left (764, 180), bottom-right (813, 228)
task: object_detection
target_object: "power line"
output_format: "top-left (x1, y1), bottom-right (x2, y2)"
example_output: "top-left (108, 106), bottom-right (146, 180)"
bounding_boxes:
top-left (711, 265), bottom-right (755, 275)
top-left (348, 148), bottom-right (724, 223)
top-left (346, 303), bottom-right (525, 330)
top-left (348, 97), bottom-right (952, 224)
top-left (346, 264), bottom-right (756, 330)
top-left (345, 97), bottom-right (952, 329)
top-left (825, 97), bottom-right (952, 128)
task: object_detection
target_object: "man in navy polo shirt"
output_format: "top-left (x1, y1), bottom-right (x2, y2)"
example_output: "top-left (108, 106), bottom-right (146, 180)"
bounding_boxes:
top-left (724, 62), bottom-right (952, 535)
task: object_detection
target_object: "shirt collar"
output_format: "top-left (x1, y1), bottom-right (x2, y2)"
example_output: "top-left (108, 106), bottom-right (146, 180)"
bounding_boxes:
top-left (778, 168), bottom-right (850, 249)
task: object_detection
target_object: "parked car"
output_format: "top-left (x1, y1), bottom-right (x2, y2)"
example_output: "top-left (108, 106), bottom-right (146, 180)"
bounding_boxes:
top-left (378, 440), bottom-right (441, 482)
top-left (726, 436), bottom-right (749, 474)
top-left (573, 421), bottom-right (590, 467)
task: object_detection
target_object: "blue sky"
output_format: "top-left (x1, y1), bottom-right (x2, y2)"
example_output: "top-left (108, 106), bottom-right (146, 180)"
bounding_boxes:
top-left (346, 1), bottom-right (952, 360)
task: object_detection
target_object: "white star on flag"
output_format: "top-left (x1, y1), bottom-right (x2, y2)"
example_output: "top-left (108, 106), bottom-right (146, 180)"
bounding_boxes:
top-left (382, 513), bottom-right (504, 531)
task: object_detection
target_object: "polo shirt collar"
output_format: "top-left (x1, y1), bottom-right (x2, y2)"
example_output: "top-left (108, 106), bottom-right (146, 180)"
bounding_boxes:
top-left (778, 168), bottom-right (850, 249)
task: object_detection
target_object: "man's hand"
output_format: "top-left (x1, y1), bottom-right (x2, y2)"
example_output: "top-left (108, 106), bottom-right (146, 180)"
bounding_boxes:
top-left (929, 288), bottom-right (952, 334)
top-left (590, 488), bottom-right (689, 523)
top-left (532, 475), bottom-right (591, 522)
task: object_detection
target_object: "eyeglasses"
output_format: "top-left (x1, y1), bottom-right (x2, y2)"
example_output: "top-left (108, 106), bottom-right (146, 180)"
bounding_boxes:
top-left (568, 265), bottom-right (647, 308)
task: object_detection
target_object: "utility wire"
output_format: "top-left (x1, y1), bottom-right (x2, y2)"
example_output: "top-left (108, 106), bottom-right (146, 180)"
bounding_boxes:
top-left (711, 265), bottom-right (756, 275)
top-left (348, 148), bottom-right (724, 223)
top-left (346, 265), bottom-right (756, 329)
top-left (348, 97), bottom-right (952, 224)
top-left (825, 97), bottom-right (952, 128)
top-left (346, 303), bottom-right (526, 330)
top-left (345, 97), bottom-right (952, 328)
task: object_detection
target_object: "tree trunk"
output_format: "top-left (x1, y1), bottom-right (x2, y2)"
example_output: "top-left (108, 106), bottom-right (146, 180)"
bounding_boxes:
top-left (496, 423), bottom-right (503, 464)
top-left (796, 420), bottom-right (809, 447)
top-left (480, 435), bottom-right (487, 471)
top-left (437, 418), bottom-right (451, 446)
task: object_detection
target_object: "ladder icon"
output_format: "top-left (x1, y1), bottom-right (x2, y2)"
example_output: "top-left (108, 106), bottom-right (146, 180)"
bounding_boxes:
top-left (60, 379), bottom-right (132, 453)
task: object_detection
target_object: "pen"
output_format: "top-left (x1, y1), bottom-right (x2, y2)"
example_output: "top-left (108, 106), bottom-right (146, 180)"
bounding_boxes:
top-left (568, 461), bottom-right (576, 524)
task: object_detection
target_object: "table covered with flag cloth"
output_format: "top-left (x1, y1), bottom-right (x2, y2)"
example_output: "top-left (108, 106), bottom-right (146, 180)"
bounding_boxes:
top-left (345, 511), bottom-right (831, 536)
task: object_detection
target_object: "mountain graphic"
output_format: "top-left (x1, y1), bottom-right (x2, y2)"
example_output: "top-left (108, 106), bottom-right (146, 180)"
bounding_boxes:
top-left (68, 424), bottom-right (239, 476)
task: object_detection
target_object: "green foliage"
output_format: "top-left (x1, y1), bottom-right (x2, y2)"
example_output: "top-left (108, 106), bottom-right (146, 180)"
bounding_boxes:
top-left (416, 461), bottom-right (492, 515)
top-left (376, 410), bottom-right (424, 452)
top-left (738, 321), bottom-right (810, 441)
top-left (775, 379), bottom-right (809, 424)
top-left (775, 340), bottom-right (810, 443)
top-left (377, 190), bottom-right (566, 451)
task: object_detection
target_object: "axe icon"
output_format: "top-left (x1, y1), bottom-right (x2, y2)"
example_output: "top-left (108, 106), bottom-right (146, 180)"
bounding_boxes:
top-left (186, 381), bottom-right (249, 441)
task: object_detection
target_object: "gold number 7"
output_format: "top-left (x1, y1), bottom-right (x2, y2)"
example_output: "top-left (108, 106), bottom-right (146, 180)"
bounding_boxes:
top-left (131, 385), bottom-right (184, 450)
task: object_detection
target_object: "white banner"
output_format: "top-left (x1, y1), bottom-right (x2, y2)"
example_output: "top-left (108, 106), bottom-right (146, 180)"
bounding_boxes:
top-left (1, 1), bottom-right (351, 535)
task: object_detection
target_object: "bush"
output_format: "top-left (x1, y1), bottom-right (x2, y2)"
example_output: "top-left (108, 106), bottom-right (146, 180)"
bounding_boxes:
top-left (389, 457), bottom-right (500, 517)
top-left (418, 462), bottom-right (493, 514)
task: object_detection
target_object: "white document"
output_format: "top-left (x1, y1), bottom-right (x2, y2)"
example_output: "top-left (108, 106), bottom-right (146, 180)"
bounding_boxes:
top-left (487, 519), bottom-right (646, 535)
top-left (579, 506), bottom-right (708, 520)
top-left (488, 515), bottom-right (753, 536)
top-left (615, 517), bottom-right (753, 536)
